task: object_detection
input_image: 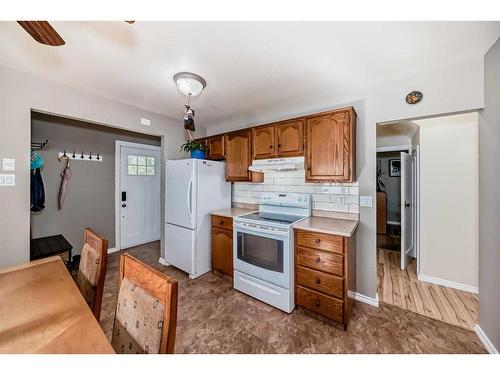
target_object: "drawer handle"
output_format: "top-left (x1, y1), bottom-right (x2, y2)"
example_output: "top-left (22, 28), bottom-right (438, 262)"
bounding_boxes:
top-left (315, 257), bottom-right (321, 263)
top-left (315, 239), bottom-right (321, 244)
top-left (315, 299), bottom-right (320, 307)
top-left (315, 278), bottom-right (321, 284)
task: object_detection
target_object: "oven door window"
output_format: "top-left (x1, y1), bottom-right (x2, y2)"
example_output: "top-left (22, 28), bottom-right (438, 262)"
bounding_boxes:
top-left (237, 232), bottom-right (284, 273)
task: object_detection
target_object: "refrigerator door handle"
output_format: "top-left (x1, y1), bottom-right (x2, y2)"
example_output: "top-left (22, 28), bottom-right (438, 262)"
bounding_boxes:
top-left (187, 177), bottom-right (193, 220)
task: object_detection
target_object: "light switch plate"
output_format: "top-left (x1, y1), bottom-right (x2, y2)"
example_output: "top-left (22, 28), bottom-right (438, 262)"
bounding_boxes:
top-left (0, 174), bottom-right (15, 186)
top-left (360, 195), bottom-right (373, 207)
top-left (2, 158), bottom-right (15, 171)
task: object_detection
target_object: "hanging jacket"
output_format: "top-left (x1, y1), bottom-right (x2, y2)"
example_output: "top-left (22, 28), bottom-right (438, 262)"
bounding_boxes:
top-left (30, 168), bottom-right (45, 212)
top-left (58, 159), bottom-right (72, 210)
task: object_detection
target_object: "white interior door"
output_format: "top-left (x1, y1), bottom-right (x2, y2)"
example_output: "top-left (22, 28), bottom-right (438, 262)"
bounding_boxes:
top-left (120, 143), bottom-right (161, 249)
top-left (401, 152), bottom-right (415, 270)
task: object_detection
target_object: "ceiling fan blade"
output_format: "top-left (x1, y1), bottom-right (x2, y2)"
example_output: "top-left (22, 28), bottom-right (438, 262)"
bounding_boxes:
top-left (17, 21), bottom-right (65, 46)
top-left (125, 21), bottom-right (135, 24)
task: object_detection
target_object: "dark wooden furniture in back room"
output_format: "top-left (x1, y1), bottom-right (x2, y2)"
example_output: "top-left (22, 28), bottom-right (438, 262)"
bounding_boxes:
top-left (30, 234), bottom-right (73, 265)
top-left (295, 228), bottom-right (357, 329)
top-left (211, 215), bottom-right (234, 277)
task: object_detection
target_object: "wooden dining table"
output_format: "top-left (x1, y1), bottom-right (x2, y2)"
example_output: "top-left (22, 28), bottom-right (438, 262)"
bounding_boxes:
top-left (0, 256), bottom-right (114, 353)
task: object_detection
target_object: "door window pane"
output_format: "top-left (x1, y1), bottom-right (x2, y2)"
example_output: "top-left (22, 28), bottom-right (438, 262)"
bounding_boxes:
top-left (146, 166), bottom-right (155, 176)
top-left (137, 156), bottom-right (147, 166)
top-left (146, 156), bottom-right (155, 166)
top-left (128, 165), bottom-right (137, 175)
top-left (137, 165), bottom-right (147, 175)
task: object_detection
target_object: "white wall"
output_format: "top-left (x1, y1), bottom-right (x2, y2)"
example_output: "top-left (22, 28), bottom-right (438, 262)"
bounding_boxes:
top-left (0, 65), bottom-right (205, 268)
top-left (208, 57), bottom-right (484, 299)
top-left (415, 112), bottom-right (479, 289)
top-left (479, 36), bottom-right (500, 352)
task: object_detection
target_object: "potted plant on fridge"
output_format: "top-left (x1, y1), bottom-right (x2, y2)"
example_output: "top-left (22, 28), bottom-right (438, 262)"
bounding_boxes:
top-left (180, 139), bottom-right (207, 160)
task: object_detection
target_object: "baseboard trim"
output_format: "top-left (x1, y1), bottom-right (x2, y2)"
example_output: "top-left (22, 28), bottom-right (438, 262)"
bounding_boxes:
top-left (417, 273), bottom-right (478, 294)
top-left (348, 291), bottom-right (379, 307)
top-left (158, 257), bottom-right (169, 266)
top-left (474, 324), bottom-right (499, 354)
top-left (107, 247), bottom-right (119, 254)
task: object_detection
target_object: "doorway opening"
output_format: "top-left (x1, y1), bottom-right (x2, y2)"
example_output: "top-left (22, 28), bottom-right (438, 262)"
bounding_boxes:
top-left (30, 111), bottom-right (161, 268)
top-left (376, 112), bottom-right (479, 331)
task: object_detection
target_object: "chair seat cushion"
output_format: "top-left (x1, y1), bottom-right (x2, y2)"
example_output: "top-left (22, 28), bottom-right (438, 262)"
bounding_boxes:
top-left (112, 277), bottom-right (165, 354)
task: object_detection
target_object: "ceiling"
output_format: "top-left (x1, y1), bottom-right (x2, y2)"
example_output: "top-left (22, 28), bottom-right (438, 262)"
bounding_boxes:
top-left (1, 22), bottom-right (499, 129)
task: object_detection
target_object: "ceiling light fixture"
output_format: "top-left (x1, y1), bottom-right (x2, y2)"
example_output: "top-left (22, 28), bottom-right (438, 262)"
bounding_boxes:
top-left (173, 72), bottom-right (207, 135)
top-left (173, 72), bottom-right (207, 97)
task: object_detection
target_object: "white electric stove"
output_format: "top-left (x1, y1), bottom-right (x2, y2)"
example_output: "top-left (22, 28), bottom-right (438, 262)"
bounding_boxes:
top-left (233, 192), bottom-right (311, 313)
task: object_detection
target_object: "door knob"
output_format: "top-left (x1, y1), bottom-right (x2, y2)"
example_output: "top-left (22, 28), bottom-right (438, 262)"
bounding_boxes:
top-left (122, 204), bottom-right (127, 208)
top-left (404, 202), bottom-right (410, 208)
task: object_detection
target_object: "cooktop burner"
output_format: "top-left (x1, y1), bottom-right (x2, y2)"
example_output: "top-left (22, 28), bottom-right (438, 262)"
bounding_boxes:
top-left (238, 212), bottom-right (305, 225)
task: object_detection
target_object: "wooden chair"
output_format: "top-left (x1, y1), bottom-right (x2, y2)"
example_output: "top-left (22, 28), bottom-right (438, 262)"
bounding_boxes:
top-left (111, 253), bottom-right (178, 354)
top-left (75, 228), bottom-right (108, 321)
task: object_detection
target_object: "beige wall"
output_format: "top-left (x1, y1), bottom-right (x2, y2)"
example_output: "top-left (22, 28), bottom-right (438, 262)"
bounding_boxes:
top-left (0, 65), bottom-right (206, 268)
top-left (416, 112), bottom-right (479, 289)
top-left (208, 57), bottom-right (484, 299)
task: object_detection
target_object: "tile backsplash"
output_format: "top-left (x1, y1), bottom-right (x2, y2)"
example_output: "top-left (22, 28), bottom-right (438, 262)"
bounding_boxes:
top-left (232, 169), bottom-right (359, 215)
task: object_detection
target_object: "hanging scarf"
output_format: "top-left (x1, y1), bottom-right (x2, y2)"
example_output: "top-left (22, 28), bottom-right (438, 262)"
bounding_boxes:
top-left (58, 159), bottom-right (72, 210)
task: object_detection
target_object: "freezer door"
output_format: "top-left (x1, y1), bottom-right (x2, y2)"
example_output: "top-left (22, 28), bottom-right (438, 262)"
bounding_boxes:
top-left (165, 223), bottom-right (196, 275)
top-left (165, 159), bottom-right (197, 229)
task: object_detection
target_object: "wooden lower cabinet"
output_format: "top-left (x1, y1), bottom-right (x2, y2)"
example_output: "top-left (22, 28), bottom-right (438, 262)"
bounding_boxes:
top-left (295, 229), bottom-right (356, 329)
top-left (211, 215), bottom-right (233, 277)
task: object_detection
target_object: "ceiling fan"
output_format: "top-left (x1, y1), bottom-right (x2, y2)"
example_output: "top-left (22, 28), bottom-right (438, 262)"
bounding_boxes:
top-left (17, 21), bottom-right (135, 46)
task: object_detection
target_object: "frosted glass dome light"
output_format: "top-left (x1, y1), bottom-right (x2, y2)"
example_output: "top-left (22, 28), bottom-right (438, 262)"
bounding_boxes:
top-left (173, 72), bottom-right (207, 96)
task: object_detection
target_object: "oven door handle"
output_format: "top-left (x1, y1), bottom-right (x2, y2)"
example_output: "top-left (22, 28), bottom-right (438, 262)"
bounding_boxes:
top-left (234, 223), bottom-right (289, 237)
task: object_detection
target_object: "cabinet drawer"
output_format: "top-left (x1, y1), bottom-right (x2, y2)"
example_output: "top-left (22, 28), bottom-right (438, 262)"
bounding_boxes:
top-left (296, 230), bottom-right (344, 254)
top-left (296, 247), bottom-right (343, 276)
top-left (296, 286), bottom-right (344, 323)
top-left (297, 266), bottom-right (344, 298)
top-left (211, 215), bottom-right (233, 231)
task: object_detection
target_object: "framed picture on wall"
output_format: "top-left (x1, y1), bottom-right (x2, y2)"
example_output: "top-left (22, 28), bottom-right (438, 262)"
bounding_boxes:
top-left (389, 159), bottom-right (401, 177)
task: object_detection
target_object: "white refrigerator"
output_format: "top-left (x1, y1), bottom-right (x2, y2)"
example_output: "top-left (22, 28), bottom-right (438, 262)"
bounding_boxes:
top-left (164, 159), bottom-right (231, 279)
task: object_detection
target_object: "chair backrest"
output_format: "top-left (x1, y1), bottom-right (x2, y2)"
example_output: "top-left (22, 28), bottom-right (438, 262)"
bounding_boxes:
top-left (111, 253), bottom-right (178, 354)
top-left (75, 228), bottom-right (108, 321)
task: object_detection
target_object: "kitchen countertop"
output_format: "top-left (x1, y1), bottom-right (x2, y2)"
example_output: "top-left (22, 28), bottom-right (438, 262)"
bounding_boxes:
top-left (293, 216), bottom-right (359, 237)
top-left (210, 207), bottom-right (256, 218)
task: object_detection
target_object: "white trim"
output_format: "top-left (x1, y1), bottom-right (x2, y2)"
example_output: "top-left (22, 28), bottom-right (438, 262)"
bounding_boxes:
top-left (158, 257), bottom-right (170, 266)
top-left (115, 141), bottom-right (161, 253)
top-left (377, 145), bottom-right (411, 153)
top-left (348, 291), bottom-right (379, 307)
top-left (387, 221), bottom-right (401, 225)
top-left (107, 247), bottom-right (119, 254)
top-left (417, 273), bottom-right (478, 294)
top-left (474, 325), bottom-right (499, 354)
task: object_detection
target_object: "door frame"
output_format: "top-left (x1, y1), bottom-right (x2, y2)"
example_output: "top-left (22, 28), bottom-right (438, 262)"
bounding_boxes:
top-left (114, 141), bottom-right (162, 252)
top-left (376, 144), bottom-right (420, 270)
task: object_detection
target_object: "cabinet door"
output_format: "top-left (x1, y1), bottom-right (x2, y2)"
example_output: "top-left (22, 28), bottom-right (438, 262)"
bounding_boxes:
top-left (208, 135), bottom-right (225, 159)
top-left (225, 131), bottom-right (252, 181)
top-left (305, 109), bottom-right (356, 182)
top-left (276, 119), bottom-right (304, 157)
top-left (252, 125), bottom-right (276, 159)
top-left (211, 227), bottom-right (233, 276)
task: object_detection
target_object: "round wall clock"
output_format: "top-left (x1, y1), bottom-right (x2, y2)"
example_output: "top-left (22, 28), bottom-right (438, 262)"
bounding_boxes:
top-left (406, 91), bottom-right (423, 104)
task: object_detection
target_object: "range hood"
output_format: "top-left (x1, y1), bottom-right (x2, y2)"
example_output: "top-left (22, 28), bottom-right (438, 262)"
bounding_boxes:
top-left (248, 157), bottom-right (304, 173)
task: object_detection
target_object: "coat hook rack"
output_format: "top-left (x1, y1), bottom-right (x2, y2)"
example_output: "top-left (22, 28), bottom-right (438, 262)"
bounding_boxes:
top-left (58, 150), bottom-right (103, 162)
top-left (31, 140), bottom-right (49, 150)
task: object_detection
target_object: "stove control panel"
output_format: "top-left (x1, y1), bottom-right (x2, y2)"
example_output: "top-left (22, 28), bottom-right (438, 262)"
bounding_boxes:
top-left (259, 192), bottom-right (311, 208)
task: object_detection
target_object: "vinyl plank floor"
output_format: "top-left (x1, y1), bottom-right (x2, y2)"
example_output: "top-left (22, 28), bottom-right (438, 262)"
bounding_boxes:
top-left (377, 248), bottom-right (479, 331)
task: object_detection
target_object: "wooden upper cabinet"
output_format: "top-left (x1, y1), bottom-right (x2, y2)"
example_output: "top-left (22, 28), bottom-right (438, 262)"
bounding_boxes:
top-left (208, 135), bottom-right (225, 159)
top-left (225, 130), bottom-right (252, 181)
top-left (252, 125), bottom-right (276, 159)
top-left (305, 108), bottom-right (356, 182)
top-left (276, 119), bottom-right (304, 157)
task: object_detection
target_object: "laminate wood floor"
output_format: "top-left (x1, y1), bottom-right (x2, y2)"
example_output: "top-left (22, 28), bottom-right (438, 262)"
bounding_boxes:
top-left (377, 248), bottom-right (479, 331)
top-left (98, 242), bottom-right (485, 353)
